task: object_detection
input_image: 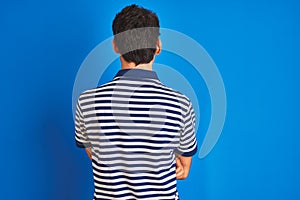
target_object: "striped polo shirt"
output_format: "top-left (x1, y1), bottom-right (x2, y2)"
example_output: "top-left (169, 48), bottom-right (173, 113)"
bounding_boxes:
top-left (75, 69), bottom-right (198, 200)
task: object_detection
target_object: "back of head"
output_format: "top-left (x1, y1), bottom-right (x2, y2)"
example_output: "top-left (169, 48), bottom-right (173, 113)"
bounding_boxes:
top-left (112, 4), bottom-right (160, 65)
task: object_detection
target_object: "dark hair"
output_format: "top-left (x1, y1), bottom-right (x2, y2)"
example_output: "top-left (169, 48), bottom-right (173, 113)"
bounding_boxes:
top-left (112, 4), bottom-right (160, 65)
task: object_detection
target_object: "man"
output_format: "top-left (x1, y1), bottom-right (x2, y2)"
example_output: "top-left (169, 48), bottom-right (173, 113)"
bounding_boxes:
top-left (75, 4), bottom-right (198, 200)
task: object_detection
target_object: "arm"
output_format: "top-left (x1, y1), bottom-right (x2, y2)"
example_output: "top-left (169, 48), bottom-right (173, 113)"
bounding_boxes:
top-left (175, 101), bottom-right (197, 180)
top-left (176, 155), bottom-right (192, 180)
top-left (85, 147), bottom-right (92, 161)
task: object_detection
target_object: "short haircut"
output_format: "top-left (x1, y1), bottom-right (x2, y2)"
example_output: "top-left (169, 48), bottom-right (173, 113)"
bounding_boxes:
top-left (112, 4), bottom-right (160, 65)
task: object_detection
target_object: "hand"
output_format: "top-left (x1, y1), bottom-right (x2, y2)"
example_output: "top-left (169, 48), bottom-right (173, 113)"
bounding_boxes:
top-left (176, 157), bottom-right (185, 180)
top-left (175, 155), bottom-right (192, 180)
top-left (85, 147), bottom-right (92, 160)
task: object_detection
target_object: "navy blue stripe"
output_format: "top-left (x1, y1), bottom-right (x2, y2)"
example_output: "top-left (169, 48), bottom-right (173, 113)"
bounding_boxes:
top-left (91, 143), bottom-right (177, 151)
top-left (92, 149), bottom-right (172, 156)
top-left (97, 81), bottom-right (178, 95)
top-left (93, 168), bottom-right (174, 181)
top-left (82, 106), bottom-right (182, 116)
top-left (89, 125), bottom-right (179, 133)
top-left (82, 100), bottom-right (181, 110)
top-left (94, 187), bottom-right (177, 200)
top-left (94, 174), bottom-right (176, 189)
top-left (86, 123), bottom-right (181, 131)
top-left (93, 161), bottom-right (172, 170)
top-left (94, 179), bottom-right (176, 191)
top-left (85, 112), bottom-right (181, 121)
top-left (88, 131), bottom-right (179, 139)
top-left (88, 87), bottom-right (180, 98)
top-left (129, 101), bottom-right (181, 109)
top-left (81, 93), bottom-right (188, 107)
top-left (89, 137), bottom-right (179, 145)
top-left (98, 155), bottom-right (172, 163)
top-left (92, 160), bottom-right (174, 174)
top-left (86, 119), bottom-right (180, 127)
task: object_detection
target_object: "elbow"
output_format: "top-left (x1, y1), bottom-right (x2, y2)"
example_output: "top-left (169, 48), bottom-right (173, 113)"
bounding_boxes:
top-left (177, 171), bottom-right (190, 180)
top-left (182, 172), bottom-right (189, 180)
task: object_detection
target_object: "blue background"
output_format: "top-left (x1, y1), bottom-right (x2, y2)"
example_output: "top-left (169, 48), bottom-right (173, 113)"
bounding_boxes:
top-left (1, 0), bottom-right (300, 199)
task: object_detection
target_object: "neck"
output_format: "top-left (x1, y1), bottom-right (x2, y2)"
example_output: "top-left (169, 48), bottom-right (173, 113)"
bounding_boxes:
top-left (120, 56), bottom-right (153, 71)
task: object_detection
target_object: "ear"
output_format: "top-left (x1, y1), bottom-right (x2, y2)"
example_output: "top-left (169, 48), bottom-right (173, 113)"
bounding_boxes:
top-left (155, 39), bottom-right (162, 55)
top-left (112, 39), bottom-right (120, 53)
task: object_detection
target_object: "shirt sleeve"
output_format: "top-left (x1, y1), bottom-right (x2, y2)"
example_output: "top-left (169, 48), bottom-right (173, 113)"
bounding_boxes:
top-left (175, 101), bottom-right (198, 157)
top-left (75, 99), bottom-right (91, 148)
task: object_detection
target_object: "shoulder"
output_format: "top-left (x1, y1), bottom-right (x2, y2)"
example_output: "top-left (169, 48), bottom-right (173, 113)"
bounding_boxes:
top-left (155, 82), bottom-right (192, 112)
top-left (160, 83), bottom-right (191, 102)
top-left (77, 80), bottom-right (116, 102)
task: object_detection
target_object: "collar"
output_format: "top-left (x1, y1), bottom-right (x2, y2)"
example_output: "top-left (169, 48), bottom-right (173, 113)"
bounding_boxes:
top-left (114, 69), bottom-right (159, 80)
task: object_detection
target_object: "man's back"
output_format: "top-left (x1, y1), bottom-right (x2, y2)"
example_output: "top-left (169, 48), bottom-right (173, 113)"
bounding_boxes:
top-left (75, 69), bottom-right (197, 199)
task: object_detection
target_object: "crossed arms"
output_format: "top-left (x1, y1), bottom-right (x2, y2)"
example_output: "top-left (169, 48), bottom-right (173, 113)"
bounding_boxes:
top-left (85, 148), bottom-right (192, 180)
